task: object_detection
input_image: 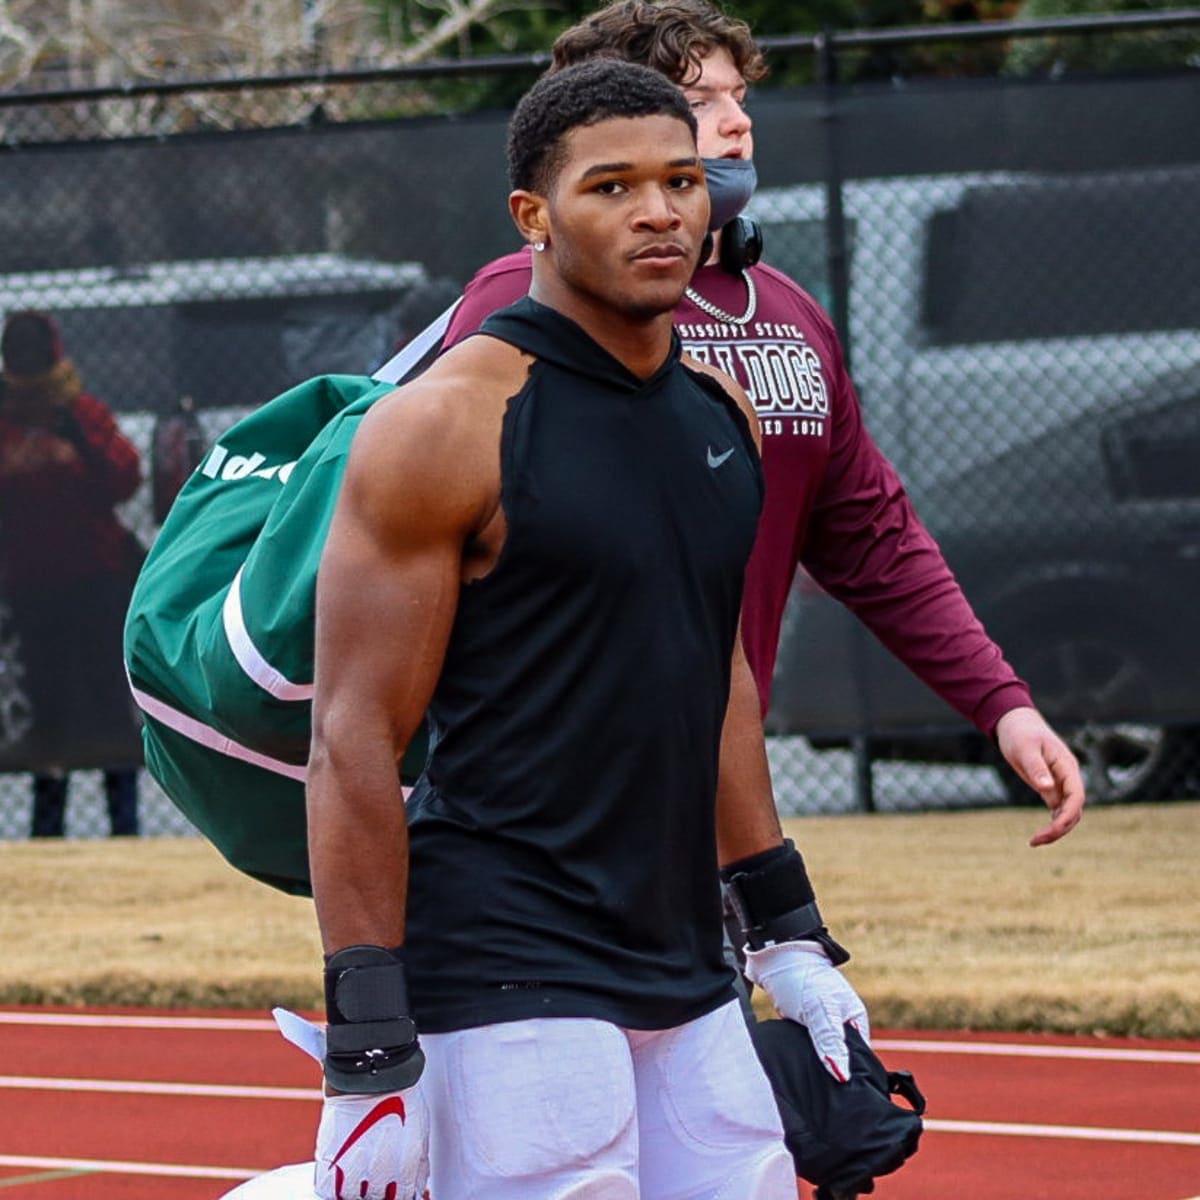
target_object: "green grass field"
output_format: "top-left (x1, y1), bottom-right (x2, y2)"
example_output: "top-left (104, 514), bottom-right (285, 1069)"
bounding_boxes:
top-left (3, 801), bottom-right (1198, 1036)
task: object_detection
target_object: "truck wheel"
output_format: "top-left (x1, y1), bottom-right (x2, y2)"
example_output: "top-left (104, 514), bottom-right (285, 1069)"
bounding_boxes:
top-left (997, 722), bottom-right (1198, 805)
top-left (990, 620), bottom-right (1199, 804)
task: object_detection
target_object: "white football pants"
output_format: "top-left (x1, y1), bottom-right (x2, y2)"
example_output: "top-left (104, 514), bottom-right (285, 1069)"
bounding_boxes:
top-left (420, 998), bottom-right (795, 1199)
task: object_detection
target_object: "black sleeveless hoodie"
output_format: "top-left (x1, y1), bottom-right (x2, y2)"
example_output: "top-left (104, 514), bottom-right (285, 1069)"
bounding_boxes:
top-left (404, 297), bottom-right (763, 1032)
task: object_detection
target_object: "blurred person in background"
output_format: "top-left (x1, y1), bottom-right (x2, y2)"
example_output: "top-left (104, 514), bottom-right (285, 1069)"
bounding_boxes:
top-left (0, 310), bottom-right (144, 837)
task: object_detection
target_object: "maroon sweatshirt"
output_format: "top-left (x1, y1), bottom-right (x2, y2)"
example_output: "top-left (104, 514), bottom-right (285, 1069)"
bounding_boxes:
top-left (444, 249), bottom-right (1031, 733)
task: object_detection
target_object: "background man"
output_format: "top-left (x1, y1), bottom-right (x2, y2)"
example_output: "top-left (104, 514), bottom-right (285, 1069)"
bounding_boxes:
top-left (306, 57), bottom-right (824, 1199)
top-left (439, 5), bottom-right (1086, 1066)
top-left (442, 0), bottom-right (1085, 852)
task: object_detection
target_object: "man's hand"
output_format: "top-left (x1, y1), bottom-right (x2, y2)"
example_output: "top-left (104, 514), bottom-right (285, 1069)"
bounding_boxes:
top-left (315, 1086), bottom-right (430, 1200)
top-left (744, 940), bottom-right (870, 1083)
top-left (994, 706), bottom-right (1086, 847)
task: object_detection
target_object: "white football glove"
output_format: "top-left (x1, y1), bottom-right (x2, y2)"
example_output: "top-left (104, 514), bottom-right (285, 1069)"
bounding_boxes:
top-left (314, 1085), bottom-right (430, 1200)
top-left (744, 939), bottom-right (870, 1083)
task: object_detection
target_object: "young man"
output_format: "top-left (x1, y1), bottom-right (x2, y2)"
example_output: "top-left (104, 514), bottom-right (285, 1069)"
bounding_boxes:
top-left (306, 58), bottom-right (822, 1199)
top-left (442, 0), bottom-right (1086, 855)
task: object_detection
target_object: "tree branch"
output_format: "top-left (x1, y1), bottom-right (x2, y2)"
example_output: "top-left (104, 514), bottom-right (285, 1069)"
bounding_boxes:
top-left (395, 0), bottom-right (506, 62)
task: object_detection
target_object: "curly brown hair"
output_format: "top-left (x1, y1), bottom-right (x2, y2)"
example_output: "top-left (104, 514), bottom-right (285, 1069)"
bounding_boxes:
top-left (551, 0), bottom-right (767, 88)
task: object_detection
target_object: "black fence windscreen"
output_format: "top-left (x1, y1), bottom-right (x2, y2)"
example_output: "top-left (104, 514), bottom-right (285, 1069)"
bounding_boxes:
top-left (1, 34), bottom-right (1199, 838)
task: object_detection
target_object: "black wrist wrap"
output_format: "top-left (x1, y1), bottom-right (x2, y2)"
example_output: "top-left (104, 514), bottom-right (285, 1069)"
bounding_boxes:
top-left (721, 840), bottom-right (850, 965)
top-left (322, 945), bottom-right (425, 1093)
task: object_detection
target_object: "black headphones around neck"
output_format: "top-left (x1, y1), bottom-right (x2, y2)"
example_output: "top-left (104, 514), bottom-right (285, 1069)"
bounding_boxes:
top-left (718, 216), bottom-right (764, 274)
top-left (699, 217), bottom-right (763, 276)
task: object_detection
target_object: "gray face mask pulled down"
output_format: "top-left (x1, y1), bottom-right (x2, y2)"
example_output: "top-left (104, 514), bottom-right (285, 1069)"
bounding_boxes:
top-left (702, 156), bottom-right (758, 231)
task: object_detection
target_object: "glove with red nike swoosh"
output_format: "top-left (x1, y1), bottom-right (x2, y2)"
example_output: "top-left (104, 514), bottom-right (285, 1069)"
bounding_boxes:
top-left (315, 1085), bottom-right (430, 1200)
top-left (744, 939), bottom-right (871, 1083)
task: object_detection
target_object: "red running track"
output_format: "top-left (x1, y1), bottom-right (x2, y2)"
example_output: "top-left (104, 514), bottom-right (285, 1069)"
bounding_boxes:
top-left (1, 1007), bottom-right (1198, 1199)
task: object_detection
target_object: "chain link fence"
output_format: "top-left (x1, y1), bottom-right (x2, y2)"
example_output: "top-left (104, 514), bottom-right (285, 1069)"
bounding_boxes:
top-left (2, 17), bottom-right (1199, 841)
top-left (755, 66), bottom-right (1200, 811)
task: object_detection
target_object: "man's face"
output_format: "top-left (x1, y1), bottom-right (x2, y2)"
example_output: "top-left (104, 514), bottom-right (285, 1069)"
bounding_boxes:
top-left (543, 114), bottom-right (710, 320)
top-left (679, 47), bottom-right (753, 161)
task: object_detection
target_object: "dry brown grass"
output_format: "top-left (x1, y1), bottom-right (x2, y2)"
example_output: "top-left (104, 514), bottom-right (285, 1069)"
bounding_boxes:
top-left (0, 837), bottom-right (322, 1010)
top-left (778, 801), bottom-right (1200, 1038)
top-left (3, 802), bottom-right (1198, 1036)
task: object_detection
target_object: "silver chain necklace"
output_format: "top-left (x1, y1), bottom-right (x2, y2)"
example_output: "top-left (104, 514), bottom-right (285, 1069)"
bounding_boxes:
top-left (685, 270), bottom-right (757, 325)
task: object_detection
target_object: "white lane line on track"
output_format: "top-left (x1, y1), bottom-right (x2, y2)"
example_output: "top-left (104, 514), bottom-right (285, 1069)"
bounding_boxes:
top-left (0, 1075), bottom-right (318, 1101)
top-left (4, 1076), bottom-right (1199, 1148)
top-left (874, 1038), bottom-right (1200, 1065)
top-left (0, 1012), bottom-right (277, 1031)
top-left (0, 1154), bottom-right (256, 1181)
top-left (4, 1012), bottom-right (1198, 1065)
top-left (926, 1118), bottom-right (1200, 1146)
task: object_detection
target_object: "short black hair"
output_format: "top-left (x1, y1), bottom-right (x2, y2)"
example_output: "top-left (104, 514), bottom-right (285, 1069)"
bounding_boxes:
top-left (507, 58), bottom-right (697, 194)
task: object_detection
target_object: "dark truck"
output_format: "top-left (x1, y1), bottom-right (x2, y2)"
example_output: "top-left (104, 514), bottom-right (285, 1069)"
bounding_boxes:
top-left (750, 168), bottom-right (1200, 802)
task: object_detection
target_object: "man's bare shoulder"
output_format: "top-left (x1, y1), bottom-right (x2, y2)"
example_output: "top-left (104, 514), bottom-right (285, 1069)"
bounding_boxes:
top-left (362, 335), bottom-right (531, 448)
top-left (423, 332), bottom-right (534, 393)
top-left (682, 353), bottom-right (761, 451)
top-left (344, 335), bottom-right (530, 532)
top-left (683, 352), bottom-right (747, 402)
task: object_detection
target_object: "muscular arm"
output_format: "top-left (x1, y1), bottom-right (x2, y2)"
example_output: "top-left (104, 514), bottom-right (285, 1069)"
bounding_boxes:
top-left (802, 345), bottom-right (1030, 735)
top-left (307, 347), bottom-right (513, 954)
top-left (686, 357), bottom-right (786, 865)
top-left (801, 319), bottom-right (1083, 840)
top-left (699, 364), bottom-right (869, 1080)
top-left (716, 625), bottom-right (783, 865)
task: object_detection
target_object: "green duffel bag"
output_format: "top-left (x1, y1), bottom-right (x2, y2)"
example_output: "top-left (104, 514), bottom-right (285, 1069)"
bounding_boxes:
top-left (127, 372), bottom-right (431, 895)
top-left (125, 372), bottom-right (432, 892)
top-left (125, 305), bottom-right (457, 895)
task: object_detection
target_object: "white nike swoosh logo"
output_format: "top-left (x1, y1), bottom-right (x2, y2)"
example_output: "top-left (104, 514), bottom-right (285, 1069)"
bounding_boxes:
top-left (707, 446), bottom-right (735, 468)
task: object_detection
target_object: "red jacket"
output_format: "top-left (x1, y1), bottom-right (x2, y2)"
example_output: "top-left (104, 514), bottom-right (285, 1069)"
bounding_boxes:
top-left (443, 249), bottom-right (1031, 733)
top-left (0, 389), bottom-right (142, 589)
